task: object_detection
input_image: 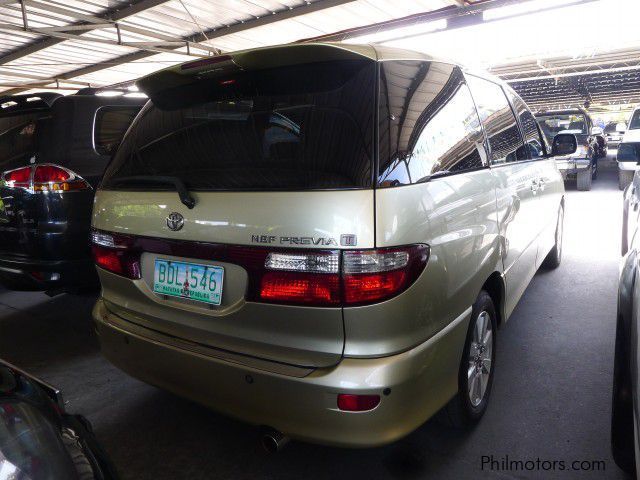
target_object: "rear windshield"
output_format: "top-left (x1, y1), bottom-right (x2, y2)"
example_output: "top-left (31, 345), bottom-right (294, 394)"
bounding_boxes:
top-left (0, 111), bottom-right (49, 168)
top-left (102, 60), bottom-right (375, 191)
top-left (537, 113), bottom-right (588, 141)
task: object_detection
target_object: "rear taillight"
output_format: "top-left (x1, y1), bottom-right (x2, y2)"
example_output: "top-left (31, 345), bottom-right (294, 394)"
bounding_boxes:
top-left (259, 245), bottom-right (428, 307)
top-left (89, 230), bottom-right (429, 306)
top-left (260, 251), bottom-right (340, 306)
top-left (4, 166), bottom-right (31, 188)
top-left (91, 231), bottom-right (140, 279)
top-left (2, 164), bottom-right (91, 192)
top-left (260, 271), bottom-right (341, 306)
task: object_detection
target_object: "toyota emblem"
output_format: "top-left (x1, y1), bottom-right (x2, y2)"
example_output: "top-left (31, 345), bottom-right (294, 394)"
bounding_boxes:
top-left (166, 212), bottom-right (184, 231)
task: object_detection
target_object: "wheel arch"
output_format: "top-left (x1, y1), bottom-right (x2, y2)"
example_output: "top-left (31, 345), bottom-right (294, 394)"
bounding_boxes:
top-left (482, 272), bottom-right (505, 328)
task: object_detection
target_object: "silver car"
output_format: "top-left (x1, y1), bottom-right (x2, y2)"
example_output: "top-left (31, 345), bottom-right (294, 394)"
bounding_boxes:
top-left (90, 43), bottom-right (573, 448)
top-left (615, 171), bottom-right (640, 476)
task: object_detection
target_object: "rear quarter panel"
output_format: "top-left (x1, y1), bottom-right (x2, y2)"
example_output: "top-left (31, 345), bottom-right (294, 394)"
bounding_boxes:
top-left (344, 168), bottom-right (502, 357)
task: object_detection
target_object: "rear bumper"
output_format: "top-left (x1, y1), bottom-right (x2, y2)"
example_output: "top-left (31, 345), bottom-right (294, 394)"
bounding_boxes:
top-left (0, 255), bottom-right (97, 290)
top-left (618, 162), bottom-right (640, 172)
top-left (93, 298), bottom-right (470, 447)
top-left (556, 158), bottom-right (591, 177)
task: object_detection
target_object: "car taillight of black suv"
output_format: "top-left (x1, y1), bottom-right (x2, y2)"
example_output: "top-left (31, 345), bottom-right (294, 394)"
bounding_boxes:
top-left (0, 91), bottom-right (144, 292)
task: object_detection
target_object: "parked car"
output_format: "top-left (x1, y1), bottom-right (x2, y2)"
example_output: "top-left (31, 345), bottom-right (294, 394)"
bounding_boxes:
top-left (623, 107), bottom-right (640, 144)
top-left (617, 142), bottom-right (640, 190)
top-left (605, 121), bottom-right (627, 148)
top-left (0, 358), bottom-right (118, 479)
top-left (536, 108), bottom-right (599, 190)
top-left (90, 43), bottom-right (574, 449)
top-left (614, 171), bottom-right (640, 476)
top-left (0, 91), bottom-right (143, 293)
top-left (592, 126), bottom-right (607, 158)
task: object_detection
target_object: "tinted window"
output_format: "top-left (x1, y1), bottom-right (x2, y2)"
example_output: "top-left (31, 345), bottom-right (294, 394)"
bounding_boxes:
top-left (378, 61), bottom-right (485, 187)
top-left (466, 75), bottom-right (526, 165)
top-left (630, 110), bottom-right (640, 130)
top-left (504, 88), bottom-right (546, 159)
top-left (102, 60), bottom-right (375, 191)
top-left (618, 143), bottom-right (640, 162)
top-left (94, 106), bottom-right (141, 155)
top-left (0, 112), bottom-right (49, 168)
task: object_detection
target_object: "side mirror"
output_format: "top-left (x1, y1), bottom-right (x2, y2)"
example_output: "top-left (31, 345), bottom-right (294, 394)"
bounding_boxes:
top-left (552, 133), bottom-right (578, 156)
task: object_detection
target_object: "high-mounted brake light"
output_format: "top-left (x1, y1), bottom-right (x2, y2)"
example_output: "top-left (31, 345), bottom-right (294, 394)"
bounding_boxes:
top-left (180, 55), bottom-right (232, 70)
top-left (2, 164), bottom-right (91, 192)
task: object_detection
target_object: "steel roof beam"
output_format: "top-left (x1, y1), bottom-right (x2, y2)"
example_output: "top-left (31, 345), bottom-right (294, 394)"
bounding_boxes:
top-left (0, 0), bottom-right (172, 66)
top-left (0, 23), bottom-right (212, 57)
top-left (2, 0), bottom-right (358, 94)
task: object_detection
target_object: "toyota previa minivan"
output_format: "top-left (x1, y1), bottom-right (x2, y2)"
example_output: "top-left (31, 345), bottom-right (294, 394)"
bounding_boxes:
top-left (90, 43), bottom-right (576, 449)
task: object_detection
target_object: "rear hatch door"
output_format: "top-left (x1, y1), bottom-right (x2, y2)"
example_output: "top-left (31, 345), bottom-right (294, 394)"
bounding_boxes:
top-left (95, 46), bottom-right (377, 367)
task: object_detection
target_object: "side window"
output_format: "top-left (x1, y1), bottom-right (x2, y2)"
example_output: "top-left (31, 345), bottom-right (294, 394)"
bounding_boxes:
top-left (378, 61), bottom-right (486, 187)
top-left (505, 88), bottom-right (546, 159)
top-left (94, 106), bottom-right (141, 156)
top-left (0, 114), bottom-right (48, 168)
top-left (466, 75), bottom-right (527, 165)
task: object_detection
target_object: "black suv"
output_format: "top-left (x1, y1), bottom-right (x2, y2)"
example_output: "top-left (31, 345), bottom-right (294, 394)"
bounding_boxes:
top-left (536, 108), bottom-right (601, 190)
top-left (0, 92), bottom-right (143, 292)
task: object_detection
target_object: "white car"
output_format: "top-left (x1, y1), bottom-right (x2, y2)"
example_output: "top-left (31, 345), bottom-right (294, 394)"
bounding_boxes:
top-left (618, 109), bottom-right (640, 190)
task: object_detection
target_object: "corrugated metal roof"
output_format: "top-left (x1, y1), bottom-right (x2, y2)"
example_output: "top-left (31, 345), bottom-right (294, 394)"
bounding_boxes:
top-left (0, 0), bottom-right (482, 94)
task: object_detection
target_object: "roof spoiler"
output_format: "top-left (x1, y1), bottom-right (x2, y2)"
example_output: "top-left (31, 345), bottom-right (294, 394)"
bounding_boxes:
top-left (0, 92), bottom-right (62, 111)
top-left (136, 43), bottom-right (374, 107)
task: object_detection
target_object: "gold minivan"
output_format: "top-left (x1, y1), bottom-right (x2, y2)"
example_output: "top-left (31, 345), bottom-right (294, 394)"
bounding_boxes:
top-left (90, 43), bottom-right (574, 449)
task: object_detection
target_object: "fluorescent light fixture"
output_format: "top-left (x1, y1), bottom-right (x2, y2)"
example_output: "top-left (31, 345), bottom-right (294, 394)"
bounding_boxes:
top-left (343, 19), bottom-right (447, 45)
top-left (483, 0), bottom-right (580, 21)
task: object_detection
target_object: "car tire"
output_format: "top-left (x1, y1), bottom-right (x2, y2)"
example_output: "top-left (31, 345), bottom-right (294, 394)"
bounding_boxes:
top-left (622, 200), bottom-right (629, 256)
top-left (445, 290), bottom-right (496, 428)
top-left (542, 205), bottom-right (563, 269)
top-left (611, 312), bottom-right (636, 475)
top-left (620, 170), bottom-right (634, 191)
top-left (577, 168), bottom-right (592, 191)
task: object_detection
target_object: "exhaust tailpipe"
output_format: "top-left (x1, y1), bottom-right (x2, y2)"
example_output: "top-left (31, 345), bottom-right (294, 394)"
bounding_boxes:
top-left (260, 427), bottom-right (289, 453)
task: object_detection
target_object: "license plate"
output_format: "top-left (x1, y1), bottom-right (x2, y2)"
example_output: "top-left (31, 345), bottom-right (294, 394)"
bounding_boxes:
top-left (153, 259), bottom-right (224, 305)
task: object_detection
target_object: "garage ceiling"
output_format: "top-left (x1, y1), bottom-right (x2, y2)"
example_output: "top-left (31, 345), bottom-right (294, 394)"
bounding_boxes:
top-left (491, 48), bottom-right (640, 112)
top-left (0, 0), bottom-right (491, 94)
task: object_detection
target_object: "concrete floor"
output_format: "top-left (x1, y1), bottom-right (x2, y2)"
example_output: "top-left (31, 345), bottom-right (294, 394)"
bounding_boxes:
top-left (0, 156), bottom-right (631, 479)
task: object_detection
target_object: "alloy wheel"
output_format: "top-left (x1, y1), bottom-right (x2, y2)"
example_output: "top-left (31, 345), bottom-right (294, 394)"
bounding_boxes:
top-left (468, 310), bottom-right (493, 407)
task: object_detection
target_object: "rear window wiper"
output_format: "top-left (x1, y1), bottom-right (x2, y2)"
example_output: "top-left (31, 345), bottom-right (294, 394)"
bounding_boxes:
top-left (110, 175), bottom-right (196, 209)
